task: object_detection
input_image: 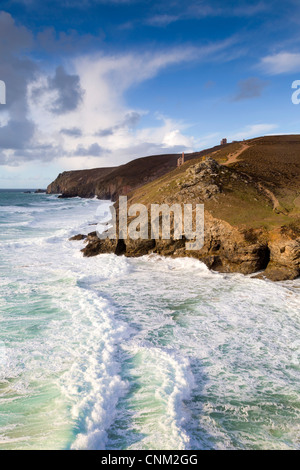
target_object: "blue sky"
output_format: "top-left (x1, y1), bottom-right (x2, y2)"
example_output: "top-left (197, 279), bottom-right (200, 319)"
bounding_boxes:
top-left (0, 0), bottom-right (300, 188)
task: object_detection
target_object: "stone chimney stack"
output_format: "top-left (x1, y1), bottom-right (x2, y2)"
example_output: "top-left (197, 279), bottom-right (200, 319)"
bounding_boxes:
top-left (177, 152), bottom-right (185, 167)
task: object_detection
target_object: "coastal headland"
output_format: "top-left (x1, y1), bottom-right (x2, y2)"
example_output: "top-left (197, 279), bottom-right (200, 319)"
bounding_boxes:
top-left (48, 135), bottom-right (300, 281)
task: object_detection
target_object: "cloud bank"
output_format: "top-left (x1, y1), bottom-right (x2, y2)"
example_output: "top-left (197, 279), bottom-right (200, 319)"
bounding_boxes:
top-left (0, 11), bottom-right (238, 169)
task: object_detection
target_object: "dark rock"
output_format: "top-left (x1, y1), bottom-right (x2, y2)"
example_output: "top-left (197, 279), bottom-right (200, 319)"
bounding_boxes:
top-left (58, 193), bottom-right (73, 199)
top-left (80, 210), bottom-right (299, 281)
top-left (69, 234), bottom-right (86, 241)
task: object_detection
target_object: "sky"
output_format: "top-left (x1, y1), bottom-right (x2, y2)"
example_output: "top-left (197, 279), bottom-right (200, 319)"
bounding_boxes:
top-left (1, 0), bottom-right (300, 188)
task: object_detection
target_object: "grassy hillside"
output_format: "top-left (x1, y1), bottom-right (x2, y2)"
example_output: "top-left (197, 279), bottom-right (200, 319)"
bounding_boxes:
top-left (47, 143), bottom-right (234, 200)
top-left (127, 135), bottom-right (300, 232)
top-left (79, 135), bottom-right (300, 281)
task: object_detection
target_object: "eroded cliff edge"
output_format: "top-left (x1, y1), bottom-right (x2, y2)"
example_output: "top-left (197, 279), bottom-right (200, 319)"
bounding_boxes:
top-left (47, 145), bottom-right (229, 200)
top-left (77, 136), bottom-right (300, 281)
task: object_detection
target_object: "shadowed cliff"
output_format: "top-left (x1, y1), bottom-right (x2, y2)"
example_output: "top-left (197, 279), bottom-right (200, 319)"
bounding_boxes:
top-left (47, 144), bottom-right (230, 200)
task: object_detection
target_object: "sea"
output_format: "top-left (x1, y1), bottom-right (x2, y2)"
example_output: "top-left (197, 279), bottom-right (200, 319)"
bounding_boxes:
top-left (0, 189), bottom-right (299, 450)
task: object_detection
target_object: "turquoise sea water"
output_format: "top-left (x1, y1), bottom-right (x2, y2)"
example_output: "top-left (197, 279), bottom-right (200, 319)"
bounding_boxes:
top-left (0, 190), bottom-right (299, 450)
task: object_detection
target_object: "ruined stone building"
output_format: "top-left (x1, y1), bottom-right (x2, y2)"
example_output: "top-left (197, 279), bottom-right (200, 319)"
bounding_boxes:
top-left (177, 152), bottom-right (185, 167)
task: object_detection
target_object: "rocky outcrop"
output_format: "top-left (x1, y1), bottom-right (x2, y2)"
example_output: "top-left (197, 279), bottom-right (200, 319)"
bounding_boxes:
top-left (64, 135), bottom-right (300, 281)
top-left (69, 234), bottom-right (86, 241)
top-left (75, 155), bottom-right (300, 281)
top-left (260, 232), bottom-right (300, 281)
top-left (81, 213), bottom-right (271, 276)
top-left (34, 189), bottom-right (46, 194)
top-left (80, 220), bottom-right (300, 281)
top-left (179, 159), bottom-right (223, 199)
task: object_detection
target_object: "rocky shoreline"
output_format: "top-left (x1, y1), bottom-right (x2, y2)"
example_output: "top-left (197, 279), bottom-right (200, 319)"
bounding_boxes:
top-left (60, 135), bottom-right (300, 282)
top-left (70, 156), bottom-right (300, 281)
top-left (72, 215), bottom-right (300, 282)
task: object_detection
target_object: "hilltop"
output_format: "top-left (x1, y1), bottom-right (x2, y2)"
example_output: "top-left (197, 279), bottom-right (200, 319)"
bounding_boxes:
top-left (76, 135), bottom-right (300, 281)
top-left (46, 144), bottom-right (231, 200)
top-left (127, 135), bottom-right (300, 226)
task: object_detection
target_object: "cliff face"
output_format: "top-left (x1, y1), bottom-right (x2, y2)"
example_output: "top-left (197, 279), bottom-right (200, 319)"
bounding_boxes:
top-left (46, 167), bottom-right (117, 198)
top-left (78, 135), bottom-right (300, 281)
top-left (47, 144), bottom-right (229, 200)
top-left (82, 212), bottom-right (271, 276)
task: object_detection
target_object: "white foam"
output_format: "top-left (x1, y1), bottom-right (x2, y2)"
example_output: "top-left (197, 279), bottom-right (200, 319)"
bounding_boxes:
top-left (124, 344), bottom-right (195, 450)
top-left (1, 194), bottom-right (300, 450)
top-left (57, 291), bottom-right (130, 450)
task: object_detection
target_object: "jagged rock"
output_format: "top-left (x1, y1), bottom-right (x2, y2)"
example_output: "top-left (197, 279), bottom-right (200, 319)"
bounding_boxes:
top-left (81, 212), bottom-right (271, 276)
top-left (261, 233), bottom-right (300, 281)
top-left (69, 234), bottom-right (86, 241)
top-left (179, 159), bottom-right (223, 200)
top-left (58, 193), bottom-right (73, 199)
top-left (82, 235), bottom-right (119, 257)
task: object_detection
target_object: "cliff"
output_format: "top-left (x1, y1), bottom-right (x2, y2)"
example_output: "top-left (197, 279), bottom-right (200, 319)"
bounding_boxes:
top-left (78, 135), bottom-right (300, 281)
top-left (47, 144), bottom-right (230, 200)
top-left (47, 167), bottom-right (117, 198)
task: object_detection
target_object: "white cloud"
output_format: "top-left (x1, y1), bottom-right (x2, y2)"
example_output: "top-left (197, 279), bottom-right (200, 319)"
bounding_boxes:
top-left (0, 5), bottom-right (237, 170)
top-left (146, 14), bottom-right (181, 27)
top-left (162, 129), bottom-right (193, 148)
top-left (146, 1), bottom-right (268, 28)
top-left (259, 52), bottom-right (300, 74)
top-left (23, 40), bottom-right (234, 169)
